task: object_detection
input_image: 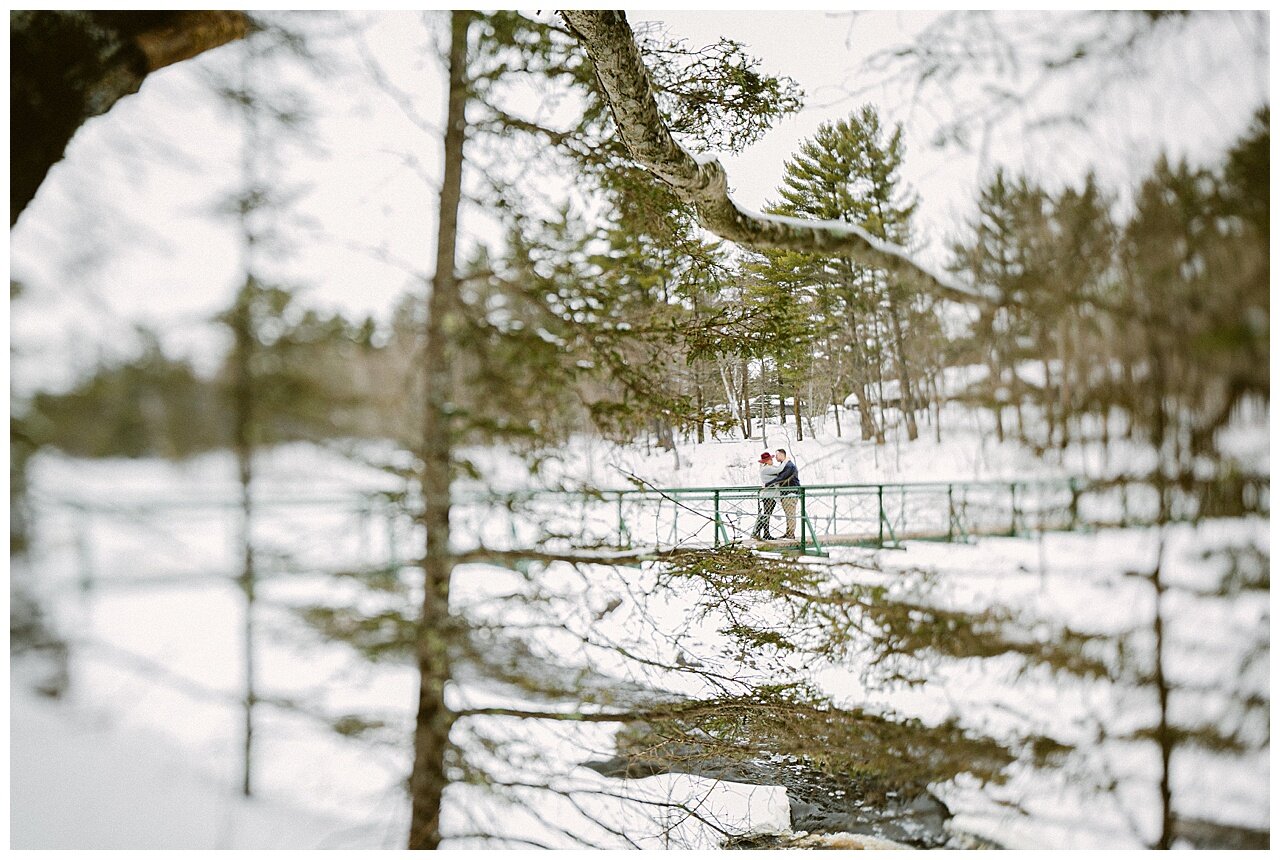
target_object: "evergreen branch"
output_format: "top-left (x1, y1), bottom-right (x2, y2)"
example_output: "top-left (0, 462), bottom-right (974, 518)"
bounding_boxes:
top-left (444, 832), bottom-right (563, 850)
top-left (476, 106), bottom-right (576, 147)
top-left (454, 697), bottom-right (833, 724)
top-left (477, 777), bottom-right (738, 840)
top-left (453, 773), bottom-right (624, 848)
top-left (452, 702), bottom-right (720, 723)
top-left (453, 545), bottom-right (695, 566)
top-left (355, 28), bottom-right (442, 137)
top-left (587, 630), bottom-right (750, 692)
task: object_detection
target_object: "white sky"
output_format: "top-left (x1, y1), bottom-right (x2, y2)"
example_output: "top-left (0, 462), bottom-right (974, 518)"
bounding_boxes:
top-left (8, 9), bottom-right (1270, 395)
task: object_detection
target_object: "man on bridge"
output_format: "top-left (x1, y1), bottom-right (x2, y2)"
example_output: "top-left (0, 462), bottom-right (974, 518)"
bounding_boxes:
top-left (768, 449), bottom-right (802, 540)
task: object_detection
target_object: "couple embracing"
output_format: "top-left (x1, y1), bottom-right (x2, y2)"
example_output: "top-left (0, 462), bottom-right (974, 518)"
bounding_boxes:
top-left (753, 448), bottom-right (802, 541)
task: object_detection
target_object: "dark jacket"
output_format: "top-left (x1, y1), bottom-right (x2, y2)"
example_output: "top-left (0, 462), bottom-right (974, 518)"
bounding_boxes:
top-left (766, 460), bottom-right (800, 491)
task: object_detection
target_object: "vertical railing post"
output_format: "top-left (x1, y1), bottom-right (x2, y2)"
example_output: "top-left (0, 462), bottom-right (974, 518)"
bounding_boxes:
top-left (1010, 483), bottom-right (1018, 537)
top-left (387, 505), bottom-right (399, 567)
top-left (1069, 478), bottom-right (1080, 531)
top-left (76, 504), bottom-right (94, 594)
top-left (799, 488), bottom-right (807, 552)
top-left (877, 485), bottom-right (885, 547)
top-left (617, 494), bottom-right (625, 549)
top-left (947, 484), bottom-right (955, 542)
top-left (358, 500), bottom-right (371, 561)
top-left (713, 491), bottom-right (722, 548)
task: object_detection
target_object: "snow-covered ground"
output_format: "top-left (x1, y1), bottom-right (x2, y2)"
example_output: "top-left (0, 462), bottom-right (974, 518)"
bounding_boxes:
top-left (12, 405), bottom-right (1269, 848)
top-left (10, 667), bottom-right (397, 849)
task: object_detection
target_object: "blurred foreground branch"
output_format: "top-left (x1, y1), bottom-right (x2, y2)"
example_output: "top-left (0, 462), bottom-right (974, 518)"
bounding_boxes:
top-left (11, 10), bottom-right (250, 225)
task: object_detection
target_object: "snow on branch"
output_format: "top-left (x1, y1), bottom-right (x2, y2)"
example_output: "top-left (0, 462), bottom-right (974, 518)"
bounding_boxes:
top-left (561, 10), bottom-right (996, 307)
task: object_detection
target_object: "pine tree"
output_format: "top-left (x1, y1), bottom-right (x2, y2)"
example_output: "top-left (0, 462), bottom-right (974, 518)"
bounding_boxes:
top-left (207, 20), bottom-right (328, 799)
top-left (949, 169), bottom-right (1052, 444)
top-left (757, 106), bottom-right (927, 442)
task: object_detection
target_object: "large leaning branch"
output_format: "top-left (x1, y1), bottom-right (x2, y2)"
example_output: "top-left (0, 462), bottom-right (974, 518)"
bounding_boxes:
top-left (11, 11), bottom-right (251, 226)
top-left (561, 10), bottom-right (995, 307)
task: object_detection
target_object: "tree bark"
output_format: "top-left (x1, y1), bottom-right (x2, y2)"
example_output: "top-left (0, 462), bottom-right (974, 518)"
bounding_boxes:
top-left (230, 290), bottom-right (257, 799)
top-left (408, 10), bottom-right (470, 850)
top-left (560, 10), bottom-right (992, 308)
top-left (886, 297), bottom-right (918, 441)
top-left (236, 434), bottom-right (257, 798)
top-left (717, 360), bottom-right (743, 434)
top-left (694, 374), bottom-right (705, 444)
top-left (10, 10), bottom-right (250, 225)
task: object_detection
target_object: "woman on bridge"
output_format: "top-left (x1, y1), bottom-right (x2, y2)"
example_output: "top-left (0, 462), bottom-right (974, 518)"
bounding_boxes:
top-left (752, 451), bottom-right (783, 540)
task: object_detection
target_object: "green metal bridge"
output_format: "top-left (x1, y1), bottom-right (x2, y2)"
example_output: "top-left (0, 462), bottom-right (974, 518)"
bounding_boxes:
top-left (618, 479), bottom-right (1081, 556)
top-left (464, 474), bottom-right (1267, 558)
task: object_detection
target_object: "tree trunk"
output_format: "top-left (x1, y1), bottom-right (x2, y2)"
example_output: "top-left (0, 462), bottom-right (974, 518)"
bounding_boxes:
top-left (886, 296), bottom-right (918, 441)
top-left (847, 320), bottom-right (877, 441)
top-left (231, 295), bottom-right (257, 799)
top-left (758, 369), bottom-right (769, 447)
top-left (1101, 402), bottom-right (1111, 463)
top-left (1150, 485), bottom-right (1175, 849)
top-left (870, 324), bottom-right (888, 446)
top-left (979, 309), bottom-right (1005, 444)
top-left (231, 52), bottom-right (261, 796)
top-left (717, 360), bottom-right (743, 436)
top-left (1041, 355), bottom-right (1056, 449)
top-left (857, 382), bottom-right (878, 441)
top-left (1058, 316), bottom-right (1072, 451)
top-left (803, 380), bottom-right (818, 439)
top-left (695, 375), bottom-right (705, 444)
top-left (793, 389), bottom-right (803, 441)
top-left (925, 367), bottom-right (943, 444)
top-left (408, 11), bottom-right (470, 850)
top-left (654, 418), bottom-right (674, 451)
top-left (236, 440), bottom-right (256, 798)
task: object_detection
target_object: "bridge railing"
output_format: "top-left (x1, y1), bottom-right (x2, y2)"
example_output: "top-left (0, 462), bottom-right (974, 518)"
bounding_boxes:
top-left (468, 474), bottom-right (1267, 557)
